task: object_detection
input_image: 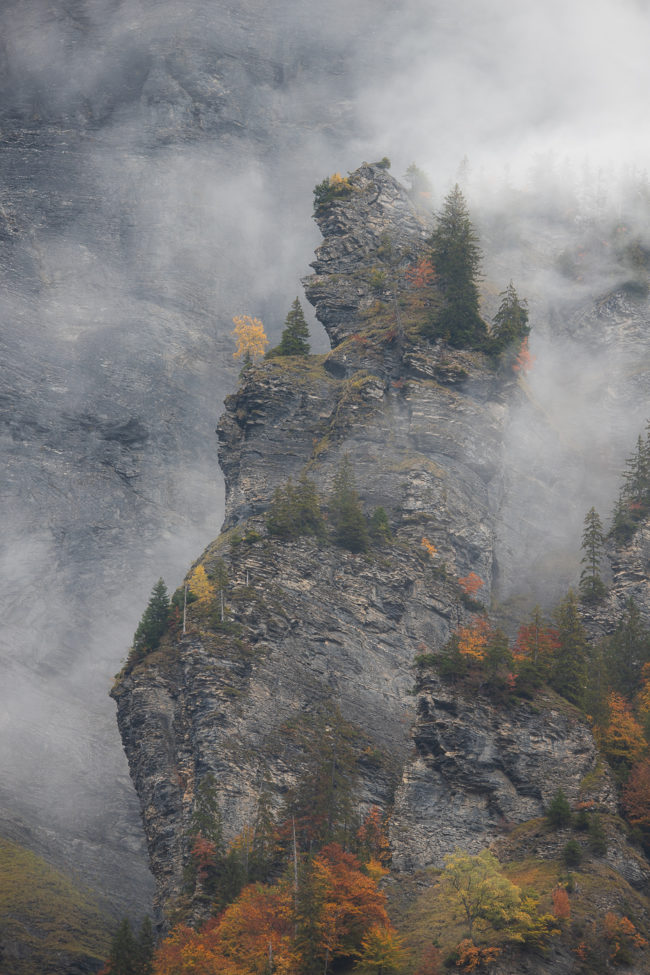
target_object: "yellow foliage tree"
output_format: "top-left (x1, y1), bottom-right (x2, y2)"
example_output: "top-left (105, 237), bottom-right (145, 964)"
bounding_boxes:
top-left (355, 924), bottom-right (406, 975)
top-left (232, 315), bottom-right (269, 362)
top-left (188, 564), bottom-right (215, 602)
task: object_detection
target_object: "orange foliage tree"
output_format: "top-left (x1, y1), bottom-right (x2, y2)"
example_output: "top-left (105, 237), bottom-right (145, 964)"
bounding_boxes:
top-left (598, 692), bottom-right (646, 770)
top-left (458, 572), bottom-right (484, 598)
top-left (153, 843), bottom-right (393, 975)
top-left (421, 537), bottom-right (437, 558)
top-left (512, 609), bottom-right (560, 688)
top-left (622, 759), bottom-right (650, 840)
top-left (457, 617), bottom-right (492, 662)
top-left (512, 337), bottom-right (535, 374)
top-left (314, 843), bottom-right (391, 962)
top-left (551, 887), bottom-right (570, 919)
top-left (602, 912), bottom-right (648, 964)
top-left (453, 939), bottom-right (501, 972)
top-left (356, 806), bottom-right (391, 867)
top-left (405, 258), bottom-right (435, 290)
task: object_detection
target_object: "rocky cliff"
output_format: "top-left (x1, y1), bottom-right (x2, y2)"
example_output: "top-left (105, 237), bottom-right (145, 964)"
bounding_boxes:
top-left (113, 164), bottom-right (650, 971)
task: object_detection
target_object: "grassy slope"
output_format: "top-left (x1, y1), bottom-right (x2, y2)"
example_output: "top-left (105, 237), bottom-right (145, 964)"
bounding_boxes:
top-left (0, 836), bottom-right (111, 975)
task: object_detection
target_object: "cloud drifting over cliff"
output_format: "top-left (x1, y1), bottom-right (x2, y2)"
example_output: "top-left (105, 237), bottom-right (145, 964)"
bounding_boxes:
top-left (359, 0), bottom-right (650, 183)
top-left (1, 0), bottom-right (650, 916)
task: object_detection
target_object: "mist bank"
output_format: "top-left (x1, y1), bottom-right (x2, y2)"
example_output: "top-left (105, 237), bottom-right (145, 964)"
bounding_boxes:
top-left (1, 0), bottom-right (650, 930)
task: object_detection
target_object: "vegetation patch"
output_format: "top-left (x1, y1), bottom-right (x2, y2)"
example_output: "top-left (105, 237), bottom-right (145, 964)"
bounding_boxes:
top-left (0, 837), bottom-right (111, 975)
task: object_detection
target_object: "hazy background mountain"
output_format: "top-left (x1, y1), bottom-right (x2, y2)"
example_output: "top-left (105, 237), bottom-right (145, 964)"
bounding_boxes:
top-left (1, 0), bottom-right (650, 922)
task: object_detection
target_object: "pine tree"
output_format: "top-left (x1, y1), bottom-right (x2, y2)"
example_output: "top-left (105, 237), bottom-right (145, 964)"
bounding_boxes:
top-left (105, 918), bottom-right (138, 975)
top-left (189, 773), bottom-right (224, 848)
top-left (551, 590), bottom-right (589, 707)
top-left (132, 578), bottom-right (170, 657)
top-left (285, 706), bottom-right (359, 851)
top-left (267, 298), bottom-right (311, 357)
top-left (329, 455), bottom-right (369, 553)
top-left (611, 425), bottom-right (650, 543)
top-left (267, 473), bottom-right (325, 540)
top-left (579, 507), bottom-right (606, 604)
top-left (605, 598), bottom-right (650, 697)
top-left (428, 185), bottom-right (487, 348)
top-left (489, 281), bottom-right (530, 354)
top-left (136, 917), bottom-right (154, 975)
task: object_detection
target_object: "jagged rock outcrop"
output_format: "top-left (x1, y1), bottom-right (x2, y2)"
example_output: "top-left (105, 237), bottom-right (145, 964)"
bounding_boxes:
top-left (112, 166), bottom-right (645, 951)
top-left (304, 163), bottom-right (432, 347)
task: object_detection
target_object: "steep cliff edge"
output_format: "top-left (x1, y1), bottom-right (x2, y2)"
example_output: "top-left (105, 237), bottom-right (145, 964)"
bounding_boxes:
top-left (112, 165), bottom-right (649, 968)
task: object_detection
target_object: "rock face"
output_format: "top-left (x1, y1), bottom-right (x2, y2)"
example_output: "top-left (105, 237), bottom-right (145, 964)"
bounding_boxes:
top-left (113, 165), bottom-right (645, 944)
top-left (0, 0), bottom-right (403, 930)
top-left (391, 673), bottom-right (615, 873)
top-left (304, 163), bottom-right (432, 347)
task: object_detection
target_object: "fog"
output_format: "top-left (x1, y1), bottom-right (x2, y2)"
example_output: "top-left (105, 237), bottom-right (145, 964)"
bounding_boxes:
top-left (1, 0), bottom-right (649, 916)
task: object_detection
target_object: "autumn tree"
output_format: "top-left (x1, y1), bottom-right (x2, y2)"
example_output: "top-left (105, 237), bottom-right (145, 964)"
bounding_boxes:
top-left (188, 564), bottom-right (214, 603)
top-left (441, 848), bottom-right (521, 940)
top-left (355, 925), bottom-right (406, 975)
top-left (512, 607), bottom-right (560, 690)
top-left (267, 298), bottom-right (311, 357)
top-left (232, 314), bottom-right (269, 364)
top-left (489, 281), bottom-right (530, 355)
top-left (598, 692), bottom-right (646, 772)
top-left (329, 455), bottom-right (369, 554)
top-left (552, 887), bottom-right (571, 920)
top-left (456, 617), bottom-right (492, 663)
top-left (356, 807), bottom-right (391, 867)
top-left (132, 578), bottom-right (170, 659)
top-left (579, 507), bottom-right (606, 604)
top-left (512, 336), bottom-right (535, 374)
top-left (428, 185), bottom-right (487, 348)
top-left (622, 759), bottom-right (650, 847)
top-left (313, 844), bottom-right (391, 964)
top-left (458, 572), bottom-right (484, 600)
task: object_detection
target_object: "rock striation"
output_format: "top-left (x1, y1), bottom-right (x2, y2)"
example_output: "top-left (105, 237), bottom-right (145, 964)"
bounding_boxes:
top-left (112, 165), bottom-right (649, 955)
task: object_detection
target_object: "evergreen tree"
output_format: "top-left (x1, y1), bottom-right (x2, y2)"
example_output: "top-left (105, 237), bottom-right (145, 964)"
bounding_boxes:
top-left (267, 473), bottom-right (325, 540)
top-left (545, 789), bottom-right (572, 829)
top-left (611, 424), bottom-right (650, 543)
top-left (189, 773), bottom-right (224, 848)
top-left (285, 706), bottom-right (359, 852)
top-left (132, 578), bottom-right (170, 657)
top-left (489, 281), bottom-right (530, 354)
top-left (428, 185), bottom-right (487, 348)
top-left (249, 784), bottom-right (279, 882)
top-left (369, 506), bottom-right (391, 543)
top-left (106, 919), bottom-right (138, 975)
top-left (267, 298), bottom-right (311, 357)
top-left (551, 590), bottom-right (589, 708)
top-left (579, 507), bottom-right (607, 604)
top-left (329, 455), bottom-right (369, 553)
top-left (136, 917), bottom-right (154, 975)
top-left (605, 598), bottom-right (650, 697)
top-left (583, 639), bottom-right (610, 728)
